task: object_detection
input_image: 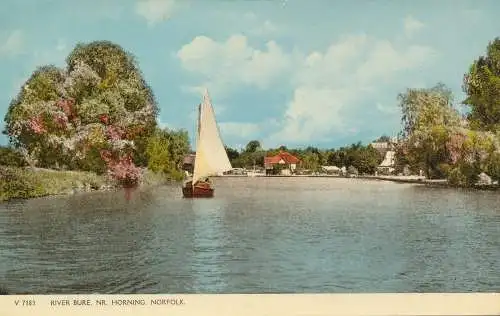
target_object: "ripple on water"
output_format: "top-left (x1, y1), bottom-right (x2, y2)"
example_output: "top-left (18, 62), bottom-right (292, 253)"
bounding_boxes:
top-left (0, 178), bottom-right (499, 293)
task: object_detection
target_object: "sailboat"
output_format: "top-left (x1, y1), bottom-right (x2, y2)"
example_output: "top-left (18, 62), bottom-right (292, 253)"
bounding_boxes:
top-left (182, 89), bottom-right (232, 198)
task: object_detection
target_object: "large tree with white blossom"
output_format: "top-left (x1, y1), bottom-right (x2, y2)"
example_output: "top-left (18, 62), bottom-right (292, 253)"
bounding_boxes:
top-left (3, 41), bottom-right (159, 186)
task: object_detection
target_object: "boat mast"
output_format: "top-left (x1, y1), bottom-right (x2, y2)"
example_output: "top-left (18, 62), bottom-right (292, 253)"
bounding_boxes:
top-left (192, 103), bottom-right (201, 187)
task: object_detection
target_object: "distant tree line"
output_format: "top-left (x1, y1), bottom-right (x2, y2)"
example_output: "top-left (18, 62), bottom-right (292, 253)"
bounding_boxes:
top-left (225, 140), bottom-right (384, 175)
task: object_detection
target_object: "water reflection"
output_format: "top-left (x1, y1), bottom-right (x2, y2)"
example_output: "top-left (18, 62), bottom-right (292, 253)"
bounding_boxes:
top-left (0, 178), bottom-right (499, 293)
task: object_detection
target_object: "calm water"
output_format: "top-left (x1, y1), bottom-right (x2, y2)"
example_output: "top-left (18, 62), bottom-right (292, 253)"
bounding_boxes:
top-left (0, 177), bottom-right (499, 294)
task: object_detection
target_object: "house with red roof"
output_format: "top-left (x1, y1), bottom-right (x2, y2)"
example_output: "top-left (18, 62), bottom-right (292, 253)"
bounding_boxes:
top-left (264, 150), bottom-right (301, 175)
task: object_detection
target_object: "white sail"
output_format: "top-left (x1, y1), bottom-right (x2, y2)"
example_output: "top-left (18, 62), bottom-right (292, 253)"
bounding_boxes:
top-left (192, 89), bottom-right (232, 185)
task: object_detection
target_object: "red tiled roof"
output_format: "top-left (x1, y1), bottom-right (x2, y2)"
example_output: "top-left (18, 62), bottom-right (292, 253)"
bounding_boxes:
top-left (264, 150), bottom-right (301, 165)
top-left (279, 151), bottom-right (301, 164)
top-left (264, 156), bottom-right (282, 164)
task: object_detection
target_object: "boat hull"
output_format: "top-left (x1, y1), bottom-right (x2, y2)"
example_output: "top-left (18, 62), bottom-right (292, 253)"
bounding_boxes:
top-left (182, 180), bottom-right (214, 198)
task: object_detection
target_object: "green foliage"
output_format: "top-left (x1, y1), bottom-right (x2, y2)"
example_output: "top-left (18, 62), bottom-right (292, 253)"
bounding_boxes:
top-left (245, 140), bottom-right (261, 153)
top-left (398, 82), bottom-right (456, 139)
top-left (375, 135), bottom-right (391, 142)
top-left (0, 146), bottom-right (26, 167)
top-left (353, 145), bottom-right (382, 174)
top-left (397, 83), bottom-right (461, 178)
top-left (231, 150), bottom-right (265, 169)
top-left (225, 142), bottom-right (382, 175)
top-left (447, 162), bottom-right (481, 187)
top-left (319, 143), bottom-right (381, 174)
top-left (447, 166), bottom-right (467, 187)
top-left (0, 167), bottom-right (43, 200)
top-left (463, 37), bottom-right (500, 132)
top-left (225, 146), bottom-right (240, 161)
top-left (145, 127), bottom-right (190, 180)
top-left (0, 166), bottom-right (108, 201)
top-left (484, 152), bottom-right (500, 182)
top-left (3, 40), bottom-right (158, 172)
top-left (301, 150), bottom-right (321, 171)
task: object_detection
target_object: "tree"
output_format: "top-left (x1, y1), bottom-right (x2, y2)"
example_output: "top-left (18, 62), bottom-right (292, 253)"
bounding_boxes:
top-left (375, 135), bottom-right (391, 142)
top-left (351, 145), bottom-right (382, 174)
top-left (397, 83), bottom-right (461, 178)
top-left (225, 146), bottom-right (240, 161)
top-left (0, 146), bottom-right (26, 167)
top-left (398, 82), bottom-right (455, 140)
top-left (245, 140), bottom-right (261, 153)
top-left (463, 37), bottom-right (500, 131)
top-left (301, 151), bottom-right (321, 171)
top-left (145, 127), bottom-right (190, 179)
top-left (3, 41), bottom-right (159, 186)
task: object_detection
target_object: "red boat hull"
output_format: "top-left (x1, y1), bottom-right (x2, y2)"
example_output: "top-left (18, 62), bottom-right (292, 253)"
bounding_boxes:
top-left (182, 180), bottom-right (214, 198)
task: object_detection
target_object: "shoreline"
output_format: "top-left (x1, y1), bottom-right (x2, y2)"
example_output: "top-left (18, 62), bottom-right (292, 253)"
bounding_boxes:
top-left (221, 174), bottom-right (499, 191)
top-left (3, 168), bottom-right (498, 203)
top-left (0, 166), bottom-right (180, 203)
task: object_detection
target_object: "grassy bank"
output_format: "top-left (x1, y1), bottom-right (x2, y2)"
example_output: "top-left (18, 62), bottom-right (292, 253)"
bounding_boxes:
top-left (0, 166), bottom-right (111, 201)
top-left (0, 166), bottom-right (180, 202)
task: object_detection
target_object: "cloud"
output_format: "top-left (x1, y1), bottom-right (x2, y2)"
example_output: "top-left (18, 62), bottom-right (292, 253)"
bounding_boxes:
top-left (269, 87), bottom-right (352, 144)
top-left (404, 15), bottom-right (425, 38)
top-left (267, 35), bottom-right (436, 145)
top-left (0, 30), bottom-right (24, 57)
top-left (177, 34), bottom-right (291, 96)
top-left (136, 0), bottom-right (177, 26)
top-left (177, 32), bottom-right (436, 146)
top-left (218, 119), bottom-right (280, 147)
top-left (219, 122), bottom-right (261, 139)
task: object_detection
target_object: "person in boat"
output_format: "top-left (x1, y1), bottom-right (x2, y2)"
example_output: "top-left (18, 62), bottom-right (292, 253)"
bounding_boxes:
top-left (196, 177), bottom-right (211, 185)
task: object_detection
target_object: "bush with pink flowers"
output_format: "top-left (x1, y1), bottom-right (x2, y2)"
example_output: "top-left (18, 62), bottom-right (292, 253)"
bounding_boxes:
top-left (3, 41), bottom-right (159, 187)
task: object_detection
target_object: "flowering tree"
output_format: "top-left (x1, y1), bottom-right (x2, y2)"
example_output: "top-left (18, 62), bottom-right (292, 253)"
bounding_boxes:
top-left (3, 41), bottom-right (158, 187)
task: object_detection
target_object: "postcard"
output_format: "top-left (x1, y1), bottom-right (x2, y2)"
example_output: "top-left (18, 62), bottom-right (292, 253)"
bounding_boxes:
top-left (0, 0), bottom-right (499, 315)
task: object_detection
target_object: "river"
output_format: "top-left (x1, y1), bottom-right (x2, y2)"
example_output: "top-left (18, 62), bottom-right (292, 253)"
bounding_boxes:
top-left (0, 177), bottom-right (499, 294)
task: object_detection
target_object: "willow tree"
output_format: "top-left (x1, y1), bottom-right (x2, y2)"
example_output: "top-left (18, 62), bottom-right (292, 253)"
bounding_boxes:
top-left (463, 37), bottom-right (500, 132)
top-left (397, 83), bottom-right (462, 178)
top-left (3, 41), bottom-right (158, 186)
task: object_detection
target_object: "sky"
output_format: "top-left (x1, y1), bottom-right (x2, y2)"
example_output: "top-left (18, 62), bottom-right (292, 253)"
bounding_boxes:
top-left (0, 0), bottom-right (499, 150)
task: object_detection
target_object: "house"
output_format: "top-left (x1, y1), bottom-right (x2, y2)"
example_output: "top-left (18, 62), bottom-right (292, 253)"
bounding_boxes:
top-left (377, 150), bottom-right (396, 175)
top-left (370, 137), bottom-right (398, 158)
top-left (182, 153), bottom-right (196, 174)
top-left (264, 150), bottom-right (301, 175)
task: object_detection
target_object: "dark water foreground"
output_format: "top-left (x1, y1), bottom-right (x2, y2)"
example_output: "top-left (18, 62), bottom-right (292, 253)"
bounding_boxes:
top-left (0, 177), bottom-right (499, 294)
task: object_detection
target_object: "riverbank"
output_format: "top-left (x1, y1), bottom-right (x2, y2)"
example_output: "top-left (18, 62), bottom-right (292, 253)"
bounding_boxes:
top-left (0, 166), bottom-right (177, 202)
top-left (223, 174), bottom-right (500, 190)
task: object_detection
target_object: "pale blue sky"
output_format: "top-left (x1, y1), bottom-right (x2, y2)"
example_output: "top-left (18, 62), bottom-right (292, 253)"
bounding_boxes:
top-left (0, 0), bottom-right (498, 150)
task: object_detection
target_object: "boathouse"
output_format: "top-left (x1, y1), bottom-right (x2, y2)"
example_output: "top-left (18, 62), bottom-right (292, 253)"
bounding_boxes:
top-left (264, 150), bottom-right (301, 176)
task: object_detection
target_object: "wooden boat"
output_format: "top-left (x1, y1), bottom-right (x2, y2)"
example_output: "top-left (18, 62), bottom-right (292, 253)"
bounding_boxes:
top-left (182, 89), bottom-right (232, 198)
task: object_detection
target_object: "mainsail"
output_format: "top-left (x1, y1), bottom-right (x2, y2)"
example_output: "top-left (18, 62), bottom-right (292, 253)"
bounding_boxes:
top-left (192, 89), bottom-right (232, 185)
